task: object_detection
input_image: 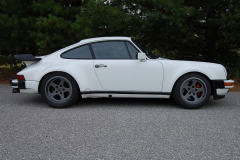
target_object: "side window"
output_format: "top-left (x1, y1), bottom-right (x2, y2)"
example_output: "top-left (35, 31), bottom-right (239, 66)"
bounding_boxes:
top-left (92, 41), bottom-right (130, 59)
top-left (61, 45), bottom-right (92, 59)
top-left (126, 42), bottom-right (139, 59)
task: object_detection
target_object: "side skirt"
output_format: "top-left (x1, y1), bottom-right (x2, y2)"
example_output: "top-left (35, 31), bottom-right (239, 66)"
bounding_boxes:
top-left (81, 91), bottom-right (171, 99)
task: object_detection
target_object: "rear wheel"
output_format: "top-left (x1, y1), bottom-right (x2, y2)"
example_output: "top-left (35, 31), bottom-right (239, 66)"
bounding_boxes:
top-left (40, 73), bottom-right (79, 108)
top-left (173, 73), bottom-right (211, 109)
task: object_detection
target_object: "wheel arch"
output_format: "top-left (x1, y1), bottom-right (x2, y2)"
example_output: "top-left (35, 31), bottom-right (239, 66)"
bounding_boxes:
top-left (38, 71), bottom-right (81, 95)
top-left (170, 72), bottom-right (212, 95)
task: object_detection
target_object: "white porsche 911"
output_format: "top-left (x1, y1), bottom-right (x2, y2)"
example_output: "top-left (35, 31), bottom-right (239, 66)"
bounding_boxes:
top-left (10, 37), bottom-right (234, 109)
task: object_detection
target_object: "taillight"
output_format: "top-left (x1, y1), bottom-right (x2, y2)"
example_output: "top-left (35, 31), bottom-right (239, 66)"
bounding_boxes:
top-left (16, 75), bottom-right (25, 81)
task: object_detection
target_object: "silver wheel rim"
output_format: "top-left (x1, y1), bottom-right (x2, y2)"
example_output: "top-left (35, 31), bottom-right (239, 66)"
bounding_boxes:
top-left (45, 76), bottom-right (73, 103)
top-left (180, 77), bottom-right (207, 104)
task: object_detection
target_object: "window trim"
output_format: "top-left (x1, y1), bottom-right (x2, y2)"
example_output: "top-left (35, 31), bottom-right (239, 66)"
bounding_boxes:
top-left (125, 41), bottom-right (140, 59)
top-left (124, 42), bottom-right (132, 59)
top-left (89, 44), bottom-right (96, 59)
top-left (60, 44), bottom-right (94, 59)
top-left (60, 40), bottom-right (141, 60)
top-left (131, 39), bottom-right (145, 53)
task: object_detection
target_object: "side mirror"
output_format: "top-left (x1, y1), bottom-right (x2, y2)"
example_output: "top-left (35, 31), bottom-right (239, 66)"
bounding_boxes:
top-left (137, 52), bottom-right (147, 61)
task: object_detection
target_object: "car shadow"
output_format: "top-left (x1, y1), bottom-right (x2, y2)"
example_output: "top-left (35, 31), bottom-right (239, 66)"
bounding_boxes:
top-left (17, 94), bottom-right (50, 109)
top-left (73, 96), bottom-right (231, 110)
top-left (20, 94), bottom-right (179, 109)
top-left (72, 98), bottom-right (181, 109)
top-left (23, 94), bottom-right (223, 110)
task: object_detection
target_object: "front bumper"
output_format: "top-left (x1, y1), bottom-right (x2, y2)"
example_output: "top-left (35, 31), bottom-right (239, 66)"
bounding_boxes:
top-left (10, 79), bottom-right (39, 93)
top-left (211, 79), bottom-right (234, 100)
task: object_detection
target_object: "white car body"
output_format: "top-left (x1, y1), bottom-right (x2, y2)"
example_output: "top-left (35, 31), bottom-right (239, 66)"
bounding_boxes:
top-left (10, 37), bottom-right (234, 108)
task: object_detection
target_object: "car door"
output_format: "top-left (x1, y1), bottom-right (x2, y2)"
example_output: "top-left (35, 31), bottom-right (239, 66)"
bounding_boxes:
top-left (91, 41), bottom-right (163, 92)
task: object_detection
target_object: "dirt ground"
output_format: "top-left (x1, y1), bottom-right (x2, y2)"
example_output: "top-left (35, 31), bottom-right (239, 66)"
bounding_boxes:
top-left (1, 68), bottom-right (239, 92)
top-left (230, 78), bottom-right (240, 92)
top-left (0, 68), bottom-right (16, 84)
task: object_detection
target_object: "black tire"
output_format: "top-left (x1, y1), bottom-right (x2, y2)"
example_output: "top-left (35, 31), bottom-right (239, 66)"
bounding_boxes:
top-left (40, 73), bottom-right (79, 108)
top-left (173, 73), bottom-right (211, 109)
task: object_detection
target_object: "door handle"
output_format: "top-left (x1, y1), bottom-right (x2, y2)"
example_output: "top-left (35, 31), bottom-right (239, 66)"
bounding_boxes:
top-left (95, 64), bottom-right (107, 68)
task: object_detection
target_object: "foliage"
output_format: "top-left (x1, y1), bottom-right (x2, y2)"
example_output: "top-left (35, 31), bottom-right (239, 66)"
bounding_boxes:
top-left (0, 0), bottom-right (240, 77)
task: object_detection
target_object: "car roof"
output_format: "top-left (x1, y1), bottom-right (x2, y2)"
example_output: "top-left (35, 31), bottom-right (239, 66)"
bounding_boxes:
top-left (49, 37), bottom-right (133, 56)
top-left (80, 36), bottom-right (132, 44)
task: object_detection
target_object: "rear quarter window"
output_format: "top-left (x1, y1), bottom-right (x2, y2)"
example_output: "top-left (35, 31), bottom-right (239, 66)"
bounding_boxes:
top-left (61, 45), bottom-right (92, 59)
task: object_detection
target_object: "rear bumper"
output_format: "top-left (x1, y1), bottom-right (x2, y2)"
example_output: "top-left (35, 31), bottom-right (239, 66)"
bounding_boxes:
top-left (10, 79), bottom-right (39, 93)
top-left (10, 79), bottom-right (26, 89)
top-left (211, 79), bottom-right (234, 100)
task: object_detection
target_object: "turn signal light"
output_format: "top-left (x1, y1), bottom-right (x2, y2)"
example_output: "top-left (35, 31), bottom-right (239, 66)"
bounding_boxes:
top-left (225, 82), bottom-right (234, 86)
top-left (16, 75), bottom-right (25, 81)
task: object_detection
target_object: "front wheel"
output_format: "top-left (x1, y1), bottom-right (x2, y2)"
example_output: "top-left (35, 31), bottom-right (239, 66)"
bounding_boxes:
top-left (173, 73), bottom-right (211, 109)
top-left (40, 73), bottom-right (79, 108)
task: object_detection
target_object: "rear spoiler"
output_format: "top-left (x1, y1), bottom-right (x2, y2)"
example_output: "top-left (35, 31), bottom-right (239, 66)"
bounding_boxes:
top-left (14, 54), bottom-right (44, 66)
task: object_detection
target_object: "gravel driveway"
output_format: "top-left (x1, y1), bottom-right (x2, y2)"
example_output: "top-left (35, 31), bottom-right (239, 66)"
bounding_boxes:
top-left (0, 84), bottom-right (240, 159)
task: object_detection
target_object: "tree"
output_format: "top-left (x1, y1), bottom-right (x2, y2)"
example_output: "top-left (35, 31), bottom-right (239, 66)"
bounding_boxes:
top-left (118, 0), bottom-right (240, 75)
top-left (0, 0), bottom-right (239, 76)
top-left (0, 0), bottom-right (38, 66)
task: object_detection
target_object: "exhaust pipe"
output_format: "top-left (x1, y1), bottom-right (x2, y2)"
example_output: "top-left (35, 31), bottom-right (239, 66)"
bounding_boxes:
top-left (12, 88), bottom-right (20, 93)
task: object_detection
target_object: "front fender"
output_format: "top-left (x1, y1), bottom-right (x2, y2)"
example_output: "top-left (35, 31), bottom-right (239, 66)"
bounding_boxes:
top-left (160, 60), bottom-right (226, 92)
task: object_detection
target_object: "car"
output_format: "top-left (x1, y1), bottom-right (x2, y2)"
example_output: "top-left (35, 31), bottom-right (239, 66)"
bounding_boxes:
top-left (10, 37), bottom-right (234, 109)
